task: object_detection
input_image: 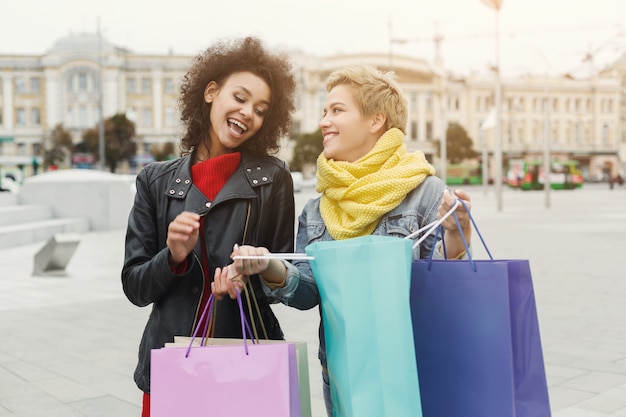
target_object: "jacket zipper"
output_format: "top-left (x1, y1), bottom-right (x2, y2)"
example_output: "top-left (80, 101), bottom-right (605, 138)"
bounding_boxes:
top-left (190, 201), bottom-right (251, 336)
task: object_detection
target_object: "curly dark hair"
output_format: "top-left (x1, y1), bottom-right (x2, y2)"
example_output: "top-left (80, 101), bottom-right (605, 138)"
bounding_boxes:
top-left (178, 36), bottom-right (296, 157)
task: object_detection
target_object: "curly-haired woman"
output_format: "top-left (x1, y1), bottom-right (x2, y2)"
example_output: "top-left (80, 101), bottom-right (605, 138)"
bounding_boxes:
top-left (121, 36), bottom-right (297, 416)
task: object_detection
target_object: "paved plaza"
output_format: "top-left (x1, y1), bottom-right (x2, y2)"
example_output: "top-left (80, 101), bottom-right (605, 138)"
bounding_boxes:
top-left (0, 183), bottom-right (625, 416)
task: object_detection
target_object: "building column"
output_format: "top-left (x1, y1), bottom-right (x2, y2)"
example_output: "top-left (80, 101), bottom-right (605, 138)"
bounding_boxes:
top-left (2, 74), bottom-right (14, 129)
top-left (43, 68), bottom-right (59, 130)
top-left (417, 92), bottom-right (426, 142)
top-left (152, 69), bottom-right (163, 130)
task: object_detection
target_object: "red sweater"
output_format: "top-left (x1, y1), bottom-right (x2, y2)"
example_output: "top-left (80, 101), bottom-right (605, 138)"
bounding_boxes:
top-left (191, 152), bottom-right (241, 337)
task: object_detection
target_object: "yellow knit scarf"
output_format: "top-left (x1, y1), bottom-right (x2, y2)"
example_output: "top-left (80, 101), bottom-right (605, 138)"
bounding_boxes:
top-left (316, 128), bottom-right (435, 240)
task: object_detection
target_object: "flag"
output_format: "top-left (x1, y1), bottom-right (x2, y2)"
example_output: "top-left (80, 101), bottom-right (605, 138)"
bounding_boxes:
top-left (481, 108), bottom-right (497, 130)
top-left (481, 0), bottom-right (503, 10)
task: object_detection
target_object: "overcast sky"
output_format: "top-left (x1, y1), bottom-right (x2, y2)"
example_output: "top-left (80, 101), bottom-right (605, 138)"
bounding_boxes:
top-left (1, 0), bottom-right (624, 77)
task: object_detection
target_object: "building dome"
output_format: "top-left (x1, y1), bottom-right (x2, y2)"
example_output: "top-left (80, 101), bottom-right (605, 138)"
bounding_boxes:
top-left (49, 32), bottom-right (117, 54)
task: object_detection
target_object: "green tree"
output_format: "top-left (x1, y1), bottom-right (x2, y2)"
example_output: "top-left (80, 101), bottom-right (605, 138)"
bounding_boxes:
top-left (433, 123), bottom-right (479, 164)
top-left (289, 129), bottom-right (323, 172)
top-left (42, 124), bottom-right (73, 169)
top-left (81, 113), bottom-right (137, 172)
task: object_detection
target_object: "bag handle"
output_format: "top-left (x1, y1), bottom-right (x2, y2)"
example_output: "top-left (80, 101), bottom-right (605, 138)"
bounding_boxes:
top-left (185, 289), bottom-right (255, 358)
top-left (404, 198), bottom-right (460, 249)
top-left (425, 198), bottom-right (493, 271)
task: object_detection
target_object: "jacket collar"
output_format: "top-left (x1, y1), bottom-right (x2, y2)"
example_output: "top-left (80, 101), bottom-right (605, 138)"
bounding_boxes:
top-left (164, 152), bottom-right (277, 210)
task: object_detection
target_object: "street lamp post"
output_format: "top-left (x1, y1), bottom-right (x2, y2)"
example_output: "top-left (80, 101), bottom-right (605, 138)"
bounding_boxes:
top-left (440, 76), bottom-right (448, 185)
top-left (493, 6), bottom-right (503, 211)
top-left (482, 0), bottom-right (504, 211)
top-left (542, 96), bottom-right (551, 209)
top-left (480, 108), bottom-right (497, 196)
top-left (97, 17), bottom-right (105, 171)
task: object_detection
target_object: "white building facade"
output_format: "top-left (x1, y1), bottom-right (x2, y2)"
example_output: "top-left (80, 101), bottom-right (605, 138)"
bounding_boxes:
top-left (0, 33), bottom-right (622, 181)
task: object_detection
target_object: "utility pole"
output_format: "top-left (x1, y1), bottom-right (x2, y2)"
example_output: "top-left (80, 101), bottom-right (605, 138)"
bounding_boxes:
top-left (440, 75), bottom-right (448, 185)
top-left (481, 0), bottom-right (504, 211)
top-left (542, 95), bottom-right (551, 209)
top-left (97, 17), bottom-right (105, 171)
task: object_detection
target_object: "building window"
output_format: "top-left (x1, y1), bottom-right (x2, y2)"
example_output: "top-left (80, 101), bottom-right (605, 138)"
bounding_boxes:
top-left (164, 106), bottom-right (176, 127)
top-left (79, 106), bottom-right (88, 128)
top-left (506, 123), bottom-right (513, 146)
top-left (127, 78), bottom-right (136, 94)
top-left (295, 92), bottom-right (301, 109)
top-left (18, 143), bottom-right (26, 155)
top-left (78, 73), bottom-right (88, 92)
top-left (0, 109), bottom-right (3, 126)
top-left (505, 98), bottom-right (512, 111)
top-left (425, 93), bottom-right (432, 111)
top-left (15, 77), bottom-right (27, 94)
top-left (32, 108), bottom-right (41, 126)
top-left (448, 96), bottom-right (459, 111)
top-left (552, 126), bottom-right (558, 143)
top-left (142, 78), bottom-right (151, 94)
top-left (66, 106), bottom-right (74, 127)
top-left (141, 107), bottom-right (152, 127)
top-left (426, 121), bottom-right (433, 139)
top-left (31, 77), bottom-right (40, 94)
top-left (317, 89), bottom-right (325, 112)
top-left (410, 92), bottom-right (418, 110)
top-left (16, 108), bottom-right (26, 125)
top-left (164, 78), bottom-right (175, 94)
top-left (602, 124), bottom-right (609, 145)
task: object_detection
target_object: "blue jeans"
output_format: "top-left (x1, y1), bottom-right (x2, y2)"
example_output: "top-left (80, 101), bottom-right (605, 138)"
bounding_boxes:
top-left (322, 368), bottom-right (332, 417)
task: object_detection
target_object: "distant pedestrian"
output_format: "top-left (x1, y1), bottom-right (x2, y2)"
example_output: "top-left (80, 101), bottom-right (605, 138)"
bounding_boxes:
top-left (121, 36), bottom-right (297, 417)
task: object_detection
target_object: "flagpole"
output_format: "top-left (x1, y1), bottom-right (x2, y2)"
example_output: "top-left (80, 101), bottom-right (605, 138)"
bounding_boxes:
top-left (494, 6), bottom-right (503, 211)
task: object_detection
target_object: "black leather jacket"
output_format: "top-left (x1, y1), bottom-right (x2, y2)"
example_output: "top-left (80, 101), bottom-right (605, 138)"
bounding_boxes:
top-left (121, 152), bottom-right (295, 393)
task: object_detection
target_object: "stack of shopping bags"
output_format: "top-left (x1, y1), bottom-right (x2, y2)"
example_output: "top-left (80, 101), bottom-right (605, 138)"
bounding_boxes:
top-left (306, 202), bottom-right (552, 417)
top-left (148, 200), bottom-right (552, 417)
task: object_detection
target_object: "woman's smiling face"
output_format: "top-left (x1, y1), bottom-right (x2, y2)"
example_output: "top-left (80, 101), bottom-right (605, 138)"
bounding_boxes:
top-left (319, 84), bottom-right (379, 163)
top-left (204, 71), bottom-right (271, 156)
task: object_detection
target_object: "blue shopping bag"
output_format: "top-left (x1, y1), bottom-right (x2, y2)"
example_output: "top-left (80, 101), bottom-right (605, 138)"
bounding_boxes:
top-left (410, 204), bottom-right (551, 417)
top-left (306, 235), bottom-right (422, 417)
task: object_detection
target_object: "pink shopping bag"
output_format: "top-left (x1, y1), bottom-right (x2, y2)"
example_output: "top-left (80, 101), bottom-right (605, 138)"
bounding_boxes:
top-left (151, 291), bottom-right (301, 417)
top-left (151, 342), bottom-right (300, 417)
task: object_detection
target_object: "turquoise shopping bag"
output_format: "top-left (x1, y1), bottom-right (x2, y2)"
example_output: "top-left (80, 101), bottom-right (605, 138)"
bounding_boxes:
top-left (306, 235), bottom-right (422, 417)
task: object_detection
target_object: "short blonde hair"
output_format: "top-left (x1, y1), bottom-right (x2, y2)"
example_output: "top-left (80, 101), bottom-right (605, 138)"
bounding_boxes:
top-left (325, 64), bottom-right (408, 134)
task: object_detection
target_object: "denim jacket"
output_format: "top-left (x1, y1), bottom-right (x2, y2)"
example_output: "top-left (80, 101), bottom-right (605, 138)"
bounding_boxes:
top-left (262, 175), bottom-right (470, 368)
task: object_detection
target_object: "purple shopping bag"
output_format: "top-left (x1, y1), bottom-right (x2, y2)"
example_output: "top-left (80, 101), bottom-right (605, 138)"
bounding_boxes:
top-left (150, 291), bottom-right (301, 417)
top-left (409, 203), bottom-right (551, 417)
